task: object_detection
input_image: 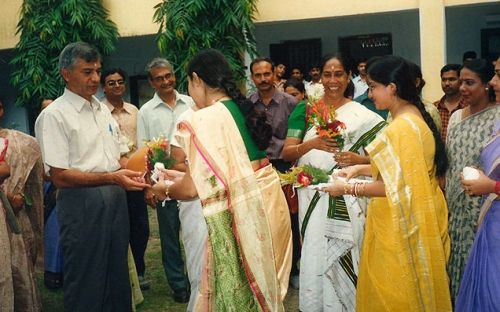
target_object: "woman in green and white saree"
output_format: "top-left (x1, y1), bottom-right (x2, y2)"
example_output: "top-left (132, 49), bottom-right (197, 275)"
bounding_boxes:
top-left (282, 54), bottom-right (385, 312)
top-left (151, 49), bottom-right (291, 311)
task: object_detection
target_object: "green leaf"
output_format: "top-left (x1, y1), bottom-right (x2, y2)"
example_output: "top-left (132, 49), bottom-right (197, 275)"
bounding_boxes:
top-left (153, 0), bottom-right (258, 91)
top-left (10, 0), bottom-right (118, 112)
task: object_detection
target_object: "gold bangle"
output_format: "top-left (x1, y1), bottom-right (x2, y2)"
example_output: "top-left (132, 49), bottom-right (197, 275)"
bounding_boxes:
top-left (165, 183), bottom-right (170, 198)
top-left (343, 183), bottom-right (350, 195)
top-left (359, 182), bottom-right (366, 197)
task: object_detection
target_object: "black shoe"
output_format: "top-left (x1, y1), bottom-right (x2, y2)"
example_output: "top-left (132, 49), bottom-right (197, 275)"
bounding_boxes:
top-left (44, 271), bottom-right (63, 290)
top-left (173, 290), bottom-right (190, 303)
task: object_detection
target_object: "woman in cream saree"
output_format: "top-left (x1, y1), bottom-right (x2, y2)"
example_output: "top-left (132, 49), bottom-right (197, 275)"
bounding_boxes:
top-left (152, 49), bottom-right (290, 311)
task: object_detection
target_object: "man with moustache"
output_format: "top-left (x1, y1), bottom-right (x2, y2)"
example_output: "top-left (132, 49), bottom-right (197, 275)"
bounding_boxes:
top-left (137, 57), bottom-right (193, 303)
top-left (305, 64), bottom-right (324, 98)
top-left (101, 68), bottom-right (151, 290)
top-left (35, 42), bottom-right (148, 311)
top-left (249, 57), bottom-right (297, 173)
top-left (433, 64), bottom-right (466, 142)
top-left (352, 59), bottom-right (369, 98)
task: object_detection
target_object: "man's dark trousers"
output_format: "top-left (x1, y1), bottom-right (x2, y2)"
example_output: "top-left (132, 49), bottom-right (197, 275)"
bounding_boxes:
top-left (127, 190), bottom-right (150, 276)
top-left (156, 199), bottom-right (189, 293)
top-left (58, 185), bottom-right (131, 312)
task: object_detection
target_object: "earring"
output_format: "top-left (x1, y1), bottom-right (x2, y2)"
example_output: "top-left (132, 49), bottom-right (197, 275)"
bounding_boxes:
top-left (485, 87), bottom-right (489, 91)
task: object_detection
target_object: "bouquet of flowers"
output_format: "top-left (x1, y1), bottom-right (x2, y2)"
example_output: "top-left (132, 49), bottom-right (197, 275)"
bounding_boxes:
top-left (307, 96), bottom-right (347, 149)
top-left (279, 164), bottom-right (330, 188)
top-left (145, 136), bottom-right (176, 183)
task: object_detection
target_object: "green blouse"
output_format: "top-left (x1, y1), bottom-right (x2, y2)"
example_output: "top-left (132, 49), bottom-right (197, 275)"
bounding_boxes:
top-left (286, 100), bottom-right (307, 139)
top-left (222, 100), bottom-right (267, 161)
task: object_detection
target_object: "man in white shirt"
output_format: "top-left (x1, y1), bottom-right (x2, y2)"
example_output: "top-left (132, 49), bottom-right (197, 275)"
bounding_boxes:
top-left (137, 57), bottom-right (194, 303)
top-left (35, 42), bottom-right (148, 312)
top-left (305, 64), bottom-right (324, 98)
top-left (352, 59), bottom-right (368, 99)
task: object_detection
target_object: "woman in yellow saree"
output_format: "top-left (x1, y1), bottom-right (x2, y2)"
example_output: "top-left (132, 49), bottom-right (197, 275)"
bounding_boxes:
top-left (151, 49), bottom-right (291, 311)
top-left (323, 56), bottom-right (452, 311)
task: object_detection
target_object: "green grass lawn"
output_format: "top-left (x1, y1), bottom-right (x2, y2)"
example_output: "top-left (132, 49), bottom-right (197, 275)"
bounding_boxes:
top-left (39, 207), bottom-right (298, 311)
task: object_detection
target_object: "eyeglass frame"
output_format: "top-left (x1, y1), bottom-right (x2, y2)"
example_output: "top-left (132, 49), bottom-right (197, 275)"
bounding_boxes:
top-left (105, 79), bottom-right (126, 87)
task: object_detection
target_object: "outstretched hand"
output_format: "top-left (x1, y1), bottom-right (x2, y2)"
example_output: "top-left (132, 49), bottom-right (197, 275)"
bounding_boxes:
top-left (321, 177), bottom-right (346, 197)
top-left (334, 151), bottom-right (367, 167)
top-left (113, 169), bottom-right (149, 191)
top-left (158, 168), bottom-right (185, 183)
top-left (335, 165), bottom-right (360, 181)
top-left (151, 172), bottom-right (175, 201)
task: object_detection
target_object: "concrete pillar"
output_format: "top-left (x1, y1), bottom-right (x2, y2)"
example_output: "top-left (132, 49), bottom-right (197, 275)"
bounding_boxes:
top-left (419, 0), bottom-right (446, 102)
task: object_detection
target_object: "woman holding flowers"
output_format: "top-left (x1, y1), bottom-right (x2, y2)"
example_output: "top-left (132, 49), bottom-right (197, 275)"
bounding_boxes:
top-left (151, 49), bottom-right (291, 311)
top-left (282, 53), bottom-right (385, 312)
top-left (324, 56), bottom-right (452, 311)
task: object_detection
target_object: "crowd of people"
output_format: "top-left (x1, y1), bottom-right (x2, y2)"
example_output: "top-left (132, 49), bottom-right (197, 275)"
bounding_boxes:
top-left (0, 40), bottom-right (498, 312)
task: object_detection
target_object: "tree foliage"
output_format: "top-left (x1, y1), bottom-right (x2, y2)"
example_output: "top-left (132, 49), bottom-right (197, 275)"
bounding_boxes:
top-left (10, 0), bottom-right (119, 109)
top-left (153, 0), bottom-right (258, 92)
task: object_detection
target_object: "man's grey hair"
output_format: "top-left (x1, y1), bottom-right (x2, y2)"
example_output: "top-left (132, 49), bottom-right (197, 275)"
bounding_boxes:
top-left (145, 58), bottom-right (174, 80)
top-left (58, 42), bottom-right (101, 70)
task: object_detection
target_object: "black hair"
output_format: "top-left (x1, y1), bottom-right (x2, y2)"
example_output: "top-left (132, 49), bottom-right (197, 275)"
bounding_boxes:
top-left (345, 80), bottom-right (355, 99)
top-left (249, 57), bottom-right (274, 75)
top-left (462, 59), bottom-right (496, 102)
top-left (100, 68), bottom-right (127, 85)
top-left (187, 49), bottom-right (272, 150)
top-left (309, 64), bottom-right (321, 71)
top-left (283, 78), bottom-right (305, 94)
top-left (407, 61), bottom-right (426, 95)
top-left (440, 64), bottom-right (461, 76)
top-left (357, 58), bottom-right (368, 65)
top-left (320, 53), bottom-right (353, 99)
top-left (366, 55), bottom-right (448, 177)
top-left (320, 53), bottom-right (353, 75)
top-left (462, 50), bottom-right (477, 62)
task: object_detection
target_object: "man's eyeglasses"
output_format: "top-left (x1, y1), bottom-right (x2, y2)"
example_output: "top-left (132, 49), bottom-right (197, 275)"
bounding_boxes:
top-left (106, 80), bottom-right (125, 87)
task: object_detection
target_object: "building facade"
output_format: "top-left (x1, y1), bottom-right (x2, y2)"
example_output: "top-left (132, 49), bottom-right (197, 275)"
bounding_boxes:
top-left (1, 0), bottom-right (499, 132)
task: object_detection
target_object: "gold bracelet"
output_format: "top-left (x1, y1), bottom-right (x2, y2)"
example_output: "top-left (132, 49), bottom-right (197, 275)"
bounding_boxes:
top-left (343, 182), bottom-right (350, 195)
top-left (165, 183), bottom-right (170, 198)
top-left (359, 182), bottom-right (366, 197)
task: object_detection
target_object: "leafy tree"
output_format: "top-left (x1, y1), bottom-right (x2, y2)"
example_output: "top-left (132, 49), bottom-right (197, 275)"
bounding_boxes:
top-left (153, 0), bottom-right (258, 91)
top-left (10, 0), bottom-right (119, 112)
